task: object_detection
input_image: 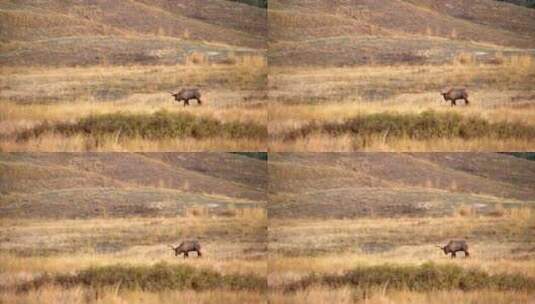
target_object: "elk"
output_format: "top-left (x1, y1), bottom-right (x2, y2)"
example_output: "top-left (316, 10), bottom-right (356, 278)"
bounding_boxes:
top-left (169, 240), bottom-right (202, 258)
top-left (440, 87), bottom-right (469, 106)
top-left (437, 240), bottom-right (470, 258)
top-left (170, 88), bottom-right (202, 106)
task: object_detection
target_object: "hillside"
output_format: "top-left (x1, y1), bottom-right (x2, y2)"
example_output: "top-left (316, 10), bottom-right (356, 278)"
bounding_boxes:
top-left (268, 153), bottom-right (535, 218)
top-left (269, 0), bottom-right (535, 66)
top-left (3, 0), bottom-right (534, 67)
top-left (0, 0), bottom-right (266, 66)
top-left (0, 153), bottom-right (266, 218)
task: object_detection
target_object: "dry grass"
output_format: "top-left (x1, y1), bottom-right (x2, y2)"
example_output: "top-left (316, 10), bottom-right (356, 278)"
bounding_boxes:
top-left (0, 61), bottom-right (267, 151)
top-left (268, 57), bottom-right (535, 151)
top-left (269, 287), bottom-right (534, 304)
top-left (0, 209), bottom-right (267, 302)
top-left (0, 209), bottom-right (267, 275)
top-left (0, 207), bottom-right (267, 303)
top-left (0, 286), bottom-right (264, 304)
top-left (269, 134), bottom-right (535, 152)
top-left (0, 99), bottom-right (266, 125)
top-left (268, 214), bottom-right (535, 302)
top-left (268, 213), bottom-right (535, 287)
top-left (0, 132), bottom-right (266, 152)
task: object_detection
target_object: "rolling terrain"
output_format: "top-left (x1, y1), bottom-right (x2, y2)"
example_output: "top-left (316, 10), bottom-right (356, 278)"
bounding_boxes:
top-left (0, 1), bottom-right (268, 151)
top-left (269, 153), bottom-right (535, 218)
top-left (268, 0), bottom-right (535, 151)
top-left (269, 0), bottom-right (535, 66)
top-left (0, 153), bottom-right (267, 218)
top-left (268, 153), bottom-right (535, 303)
top-left (0, 0), bottom-right (266, 66)
top-left (0, 153), bottom-right (267, 303)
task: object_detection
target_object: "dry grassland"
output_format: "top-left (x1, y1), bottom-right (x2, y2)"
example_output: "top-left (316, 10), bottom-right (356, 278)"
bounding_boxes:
top-left (268, 208), bottom-right (535, 303)
top-left (269, 55), bottom-right (535, 151)
top-left (0, 207), bottom-right (267, 303)
top-left (0, 56), bottom-right (267, 151)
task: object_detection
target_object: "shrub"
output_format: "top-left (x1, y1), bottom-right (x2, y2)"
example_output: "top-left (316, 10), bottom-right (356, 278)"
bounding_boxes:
top-left (17, 110), bottom-right (267, 142)
top-left (285, 263), bottom-right (535, 292)
top-left (19, 262), bottom-right (266, 292)
top-left (283, 111), bottom-right (535, 142)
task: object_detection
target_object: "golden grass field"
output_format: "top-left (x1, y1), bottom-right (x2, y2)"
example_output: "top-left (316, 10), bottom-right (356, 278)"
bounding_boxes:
top-left (0, 153), bottom-right (268, 303)
top-left (265, 153), bottom-right (535, 303)
top-left (0, 208), bottom-right (267, 303)
top-left (268, 55), bottom-right (535, 151)
top-left (0, 56), bottom-right (267, 152)
top-left (1, 152), bottom-right (535, 303)
top-left (268, 211), bottom-right (535, 303)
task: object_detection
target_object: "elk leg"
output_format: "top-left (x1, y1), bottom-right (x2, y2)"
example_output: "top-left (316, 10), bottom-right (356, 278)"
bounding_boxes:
top-left (184, 99), bottom-right (190, 107)
top-left (197, 250), bottom-right (202, 257)
top-left (464, 251), bottom-right (470, 258)
top-left (184, 252), bottom-right (189, 259)
top-left (451, 100), bottom-right (457, 107)
top-left (451, 252), bottom-right (456, 258)
top-left (197, 98), bottom-right (202, 105)
top-left (465, 98), bottom-right (470, 105)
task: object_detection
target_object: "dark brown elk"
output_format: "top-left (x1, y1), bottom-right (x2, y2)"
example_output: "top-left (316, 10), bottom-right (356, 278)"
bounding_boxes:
top-left (169, 240), bottom-right (202, 258)
top-left (170, 88), bottom-right (202, 106)
top-left (440, 87), bottom-right (469, 106)
top-left (437, 240), bottom-right (470, 258)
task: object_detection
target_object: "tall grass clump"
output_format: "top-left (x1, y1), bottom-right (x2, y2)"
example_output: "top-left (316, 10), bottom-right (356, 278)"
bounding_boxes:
top-left (17, 110), bottom-right (266, 142)
top-left (283, 111), bottom-right (535, 142)
top-left (19, 262), bottom-right (266, 292)
top-left (285, 263), bottom-right (535, 293)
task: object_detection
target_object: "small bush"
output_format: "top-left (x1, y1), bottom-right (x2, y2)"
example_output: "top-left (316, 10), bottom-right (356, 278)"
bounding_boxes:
top-left (285, 263), bottom-right (535, 293)
top-left (17, 110), bottom-right (266, 142)
top-left (19, 262), bottom-right (266, 292)
top-left (283, 111), bottom-right (535, 142)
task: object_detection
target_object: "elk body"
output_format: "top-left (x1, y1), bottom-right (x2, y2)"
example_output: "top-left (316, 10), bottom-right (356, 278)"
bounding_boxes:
top-left (169, 240), bottom-right (202, 258)
top-left (440, 87), bottom-right (469, 106)
top-left (437, 240), bottom-right (469, 258)
top-left (170, 88), bottom-right (202, 106)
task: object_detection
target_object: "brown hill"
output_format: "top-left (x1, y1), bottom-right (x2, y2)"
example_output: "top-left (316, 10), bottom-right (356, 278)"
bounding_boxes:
top-left (0, 0), bottom-right (266, 66)
top-left (0, 153), bottom-right (266, 218)
top-left (269, 0), bottom-right (535, 66)
top-left (269, 153), bottom-right (535, 218)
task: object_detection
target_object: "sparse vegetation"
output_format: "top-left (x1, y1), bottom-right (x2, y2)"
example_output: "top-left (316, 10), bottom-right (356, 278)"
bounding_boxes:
top-left (16, 110), bottom-right (267, 143)
top-left (284, 263), bottom-right (535, 292)
top-left (281, 111), bottom-right (535, 143)
top-left (19, 263), bottom-right (266, 292)
top-left (269, 56), bottom-right (535, 151)
top-left (0, 62), bottom-right (267, 151)
top-left (267, 153), bottom-right (535, 303)
top-left (0, 212), bottom-right (267, 302)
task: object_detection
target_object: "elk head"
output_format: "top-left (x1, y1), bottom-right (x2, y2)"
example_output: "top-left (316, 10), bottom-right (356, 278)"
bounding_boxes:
top-left (169, 244), bottom-right (179, 256)
top-left (436, 245), bottom-right (447, 254)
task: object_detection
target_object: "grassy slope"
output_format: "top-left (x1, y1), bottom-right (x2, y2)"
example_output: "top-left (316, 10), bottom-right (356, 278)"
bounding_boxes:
top-left (0, 0), bottom-right (266, 66)
top-left (269, 0), bottom-right (535, 66)
top-left (0, 153), bottom-right (268, 301)
top-left (0, 153), bottom-right (266, 218)
top-left (269, 153), bottom-right (535, 218)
